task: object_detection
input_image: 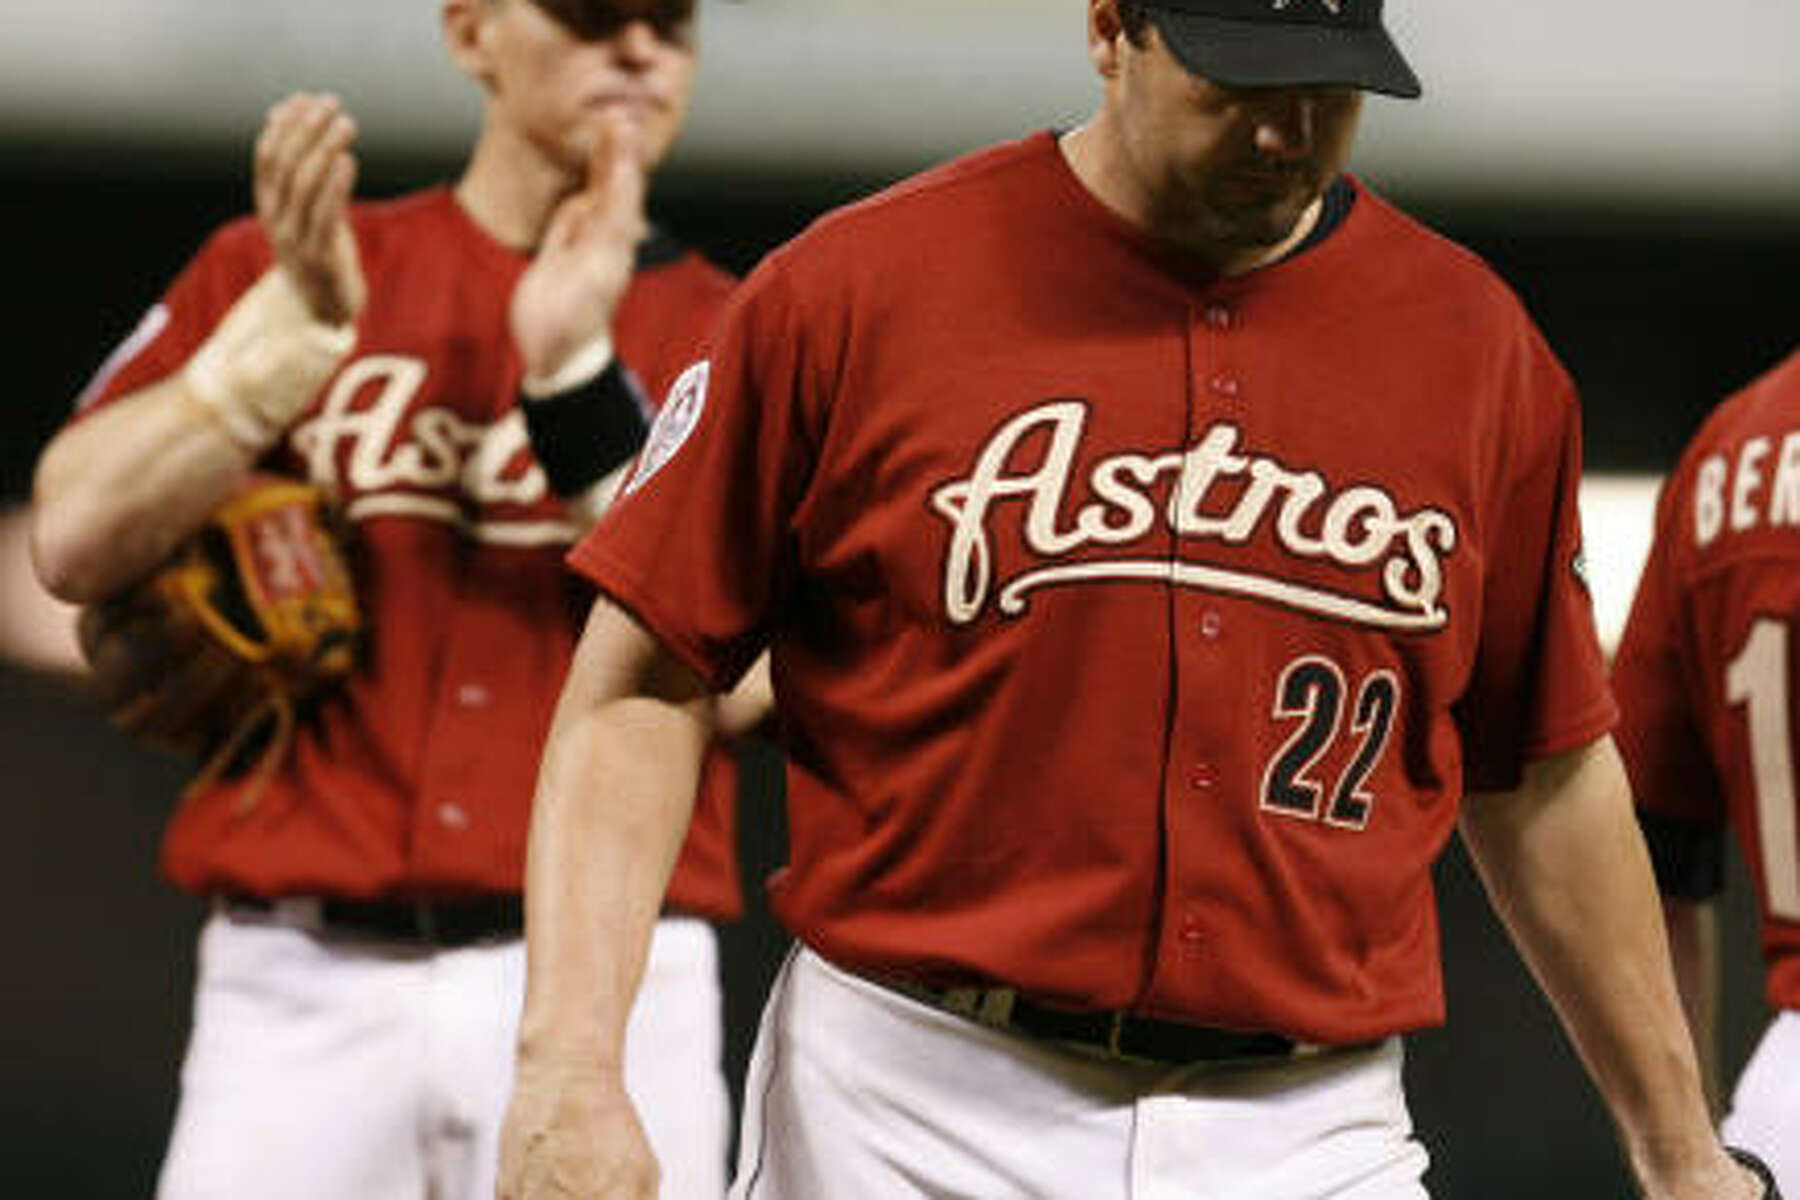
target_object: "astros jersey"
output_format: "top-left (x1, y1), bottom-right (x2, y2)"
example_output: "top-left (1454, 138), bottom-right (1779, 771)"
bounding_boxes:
top-left (78, 189), bottom-right (741, 919)
top-left (573, 133), bottom-right (1614, 1042)
top-left (1614, 348), bottom-right (1800, 1012)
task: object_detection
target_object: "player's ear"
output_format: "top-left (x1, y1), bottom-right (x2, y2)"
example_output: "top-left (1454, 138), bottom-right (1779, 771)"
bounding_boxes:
top-left (1088, 0), bottom-right (1126, 79)
top-left (442, 0), bottom-right (499, 86)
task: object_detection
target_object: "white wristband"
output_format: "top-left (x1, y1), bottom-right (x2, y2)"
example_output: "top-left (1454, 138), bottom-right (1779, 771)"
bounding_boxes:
top-left (184, 268), bottom-right (357, 451)
top-left (520, 334), bottom-right (614, 400)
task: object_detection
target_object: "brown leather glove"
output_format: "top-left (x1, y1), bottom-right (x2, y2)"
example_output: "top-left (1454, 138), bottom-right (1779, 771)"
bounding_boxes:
top-left (78, 475), bottom-right (360, 811)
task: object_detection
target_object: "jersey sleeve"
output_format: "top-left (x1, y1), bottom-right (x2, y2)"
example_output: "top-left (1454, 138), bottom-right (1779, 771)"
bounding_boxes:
top-left (1456, 328), bottom-right (1618, 792)
top-left (73, 220), bottom-right (271, 418)
top-left (1611, 465), bottom-right (1731, 897)
top-left (1612, 471), bottom-right (1724, 820)
top-left (567, 255), bottom-right (818, 691)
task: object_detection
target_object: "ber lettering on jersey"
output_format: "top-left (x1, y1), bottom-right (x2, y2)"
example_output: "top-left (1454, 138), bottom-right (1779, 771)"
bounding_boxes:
top-left (1692, 431), bottom-right (1800, 548)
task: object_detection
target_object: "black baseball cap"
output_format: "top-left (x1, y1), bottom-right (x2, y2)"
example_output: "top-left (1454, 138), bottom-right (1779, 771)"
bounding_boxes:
top-left (1142, 0), bottom-right (1422, 99)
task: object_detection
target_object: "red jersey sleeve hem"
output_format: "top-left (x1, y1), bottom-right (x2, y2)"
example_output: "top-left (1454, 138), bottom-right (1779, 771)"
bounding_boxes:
top-left (1520, 693), bottom-right (1620, 762)
top-left (566, 541), bottom-right (752, 694)
top-left (1466, 693), bottom-right (1620, 795)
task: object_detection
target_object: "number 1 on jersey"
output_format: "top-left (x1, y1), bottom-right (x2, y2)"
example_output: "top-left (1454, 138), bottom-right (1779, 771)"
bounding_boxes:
top-left (1724, 618), bottom-right (1800, 921)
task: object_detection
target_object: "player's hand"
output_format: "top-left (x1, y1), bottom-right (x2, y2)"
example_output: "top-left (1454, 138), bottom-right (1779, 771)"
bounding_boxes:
top-left (253, 92), bottom-right (367, 328)
top-left (497, 1058), bottom-right (657, 1200)
top-left (510, 113), bottom-right (649, 384)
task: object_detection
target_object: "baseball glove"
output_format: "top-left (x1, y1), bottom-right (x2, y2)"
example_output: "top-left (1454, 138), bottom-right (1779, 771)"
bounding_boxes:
top-left (78, 475), bottom-right (360, 813)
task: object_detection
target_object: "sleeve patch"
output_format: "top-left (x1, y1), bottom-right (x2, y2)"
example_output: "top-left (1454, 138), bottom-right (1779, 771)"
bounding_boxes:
top-left (624, 360), bottom-right (709, 498)
top-left (76, 302), bottom-right (170, 413)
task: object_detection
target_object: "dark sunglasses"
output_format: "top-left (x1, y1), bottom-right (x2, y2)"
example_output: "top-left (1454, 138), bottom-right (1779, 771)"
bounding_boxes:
top-left (531, 0), bottom-right (696, 42)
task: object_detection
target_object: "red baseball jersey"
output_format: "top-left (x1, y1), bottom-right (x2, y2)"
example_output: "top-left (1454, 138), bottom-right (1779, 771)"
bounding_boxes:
top-left (76, 188), bottom-right (741, 919)
top-left (1613, 348), bottom-right (1800, 1012)
top-left (572, 133), bottom-right (1614, 1042)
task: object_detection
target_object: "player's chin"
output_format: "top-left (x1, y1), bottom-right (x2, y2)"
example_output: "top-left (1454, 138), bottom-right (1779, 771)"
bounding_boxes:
top-left (1205, 203), bottom-right (1308, 251)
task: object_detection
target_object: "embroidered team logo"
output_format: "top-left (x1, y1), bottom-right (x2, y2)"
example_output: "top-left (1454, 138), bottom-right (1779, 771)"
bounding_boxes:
top-left (624, 360), bottom-right (710, 497)
top-left (929, 401), bottom-right (1458, 630)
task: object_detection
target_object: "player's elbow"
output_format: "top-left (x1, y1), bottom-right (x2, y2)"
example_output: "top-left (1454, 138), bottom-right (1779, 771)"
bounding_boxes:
top-left (29, 503), bottom-right (108, 604)
top-left (30, 431), bottom-right (151, 603)
top-left (29, 464), bottom-right (121, 604)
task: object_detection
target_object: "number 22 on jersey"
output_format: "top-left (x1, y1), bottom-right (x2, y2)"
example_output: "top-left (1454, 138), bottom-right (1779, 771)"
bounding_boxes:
top-left (1725, 618), bottom-right (1800, 921)
top-left (1258, 655), bottom-right (1400, 832)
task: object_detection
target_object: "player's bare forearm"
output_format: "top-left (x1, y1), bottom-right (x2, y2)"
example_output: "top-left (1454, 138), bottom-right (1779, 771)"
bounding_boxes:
top-left (516, 603), bottom-right (709, 1065)
top-left (1460, 737), bottom-right (1757, 1199)
top-left (502, 596), bottom-right (712, 1199)
top-left (1663, 897), bottom-right (1723, 1113)
top-left (31, 378), bottom-right (260, 601)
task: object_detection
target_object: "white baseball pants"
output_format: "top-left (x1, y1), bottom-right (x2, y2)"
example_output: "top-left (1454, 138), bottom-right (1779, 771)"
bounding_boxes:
top-left (1722, 1009), bottom-right (1799, 1197)
top-left (730, 947), bottom-right (1430, 1200)
top-left (156, 908), bottom-right (729, 1200)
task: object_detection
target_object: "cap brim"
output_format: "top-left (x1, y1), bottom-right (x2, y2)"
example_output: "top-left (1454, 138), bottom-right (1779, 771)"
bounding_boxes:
top-left (1149, 10), bottom-right (1423, 99)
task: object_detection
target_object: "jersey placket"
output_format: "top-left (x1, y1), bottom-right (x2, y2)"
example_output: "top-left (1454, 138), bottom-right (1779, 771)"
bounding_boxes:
top-left (409, 551), bottom-right (543, 880)
top-left (1151, 286), bottom-right (1255, 1012)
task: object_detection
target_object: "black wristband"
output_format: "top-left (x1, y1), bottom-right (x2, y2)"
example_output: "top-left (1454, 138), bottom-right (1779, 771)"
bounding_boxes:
top-left (1729, 1147), bottom-right (1782, 1200)
top-left (1638, 809), bottom-right (1727, 901)
top-left (519, 359), bottom-right (650, 497)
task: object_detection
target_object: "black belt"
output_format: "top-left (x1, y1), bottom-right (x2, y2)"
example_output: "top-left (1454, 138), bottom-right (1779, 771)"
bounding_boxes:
top-left (223, 894), bottom-right (524, 948)
top-left (884, 977), bottom-right (1322, 1068)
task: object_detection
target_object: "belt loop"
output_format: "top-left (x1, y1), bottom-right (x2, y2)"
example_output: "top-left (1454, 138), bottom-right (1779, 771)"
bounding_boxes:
top-left (976, 988), bottom-right (1016, 1027)
top-left (416, 903), bottom-right (437, 944)
top-left (277, 897), bottom-right (325, 932)
top-left (1106, 1010), bottom-right (1127, 1058)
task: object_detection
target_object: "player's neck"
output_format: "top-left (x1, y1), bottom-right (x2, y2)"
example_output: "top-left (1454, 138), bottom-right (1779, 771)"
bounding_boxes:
top-left (454, 119), bottom-right (581, 253)
top-left (1060, 120), bottom-right (1323, 277)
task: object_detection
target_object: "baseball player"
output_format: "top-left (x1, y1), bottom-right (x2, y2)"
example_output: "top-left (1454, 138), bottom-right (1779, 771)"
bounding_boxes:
top-left (30, 2), bottom-right (754, 1198)
top-left (502, 1), bottom-right (1766, 1198)
top-left (1613, 345), bottom-right (1800, 1197)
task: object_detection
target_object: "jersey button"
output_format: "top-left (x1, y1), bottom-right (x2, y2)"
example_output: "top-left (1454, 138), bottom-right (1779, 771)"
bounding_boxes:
top-left (1190, 764), bottom-right (1217, 790)
top-left (437, 802), bottom-right (471, 830)
top-left (1178, 917), bottom-right (1206, 960)
top-left (1199, 611), bottom-right (1223, 640)
top-left (457, 683), bottom-right (493, 708)
top-left (1209, 375), bottom-right (1241, 398)
top-left (1203, 304), bottom-right (1233, 330)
